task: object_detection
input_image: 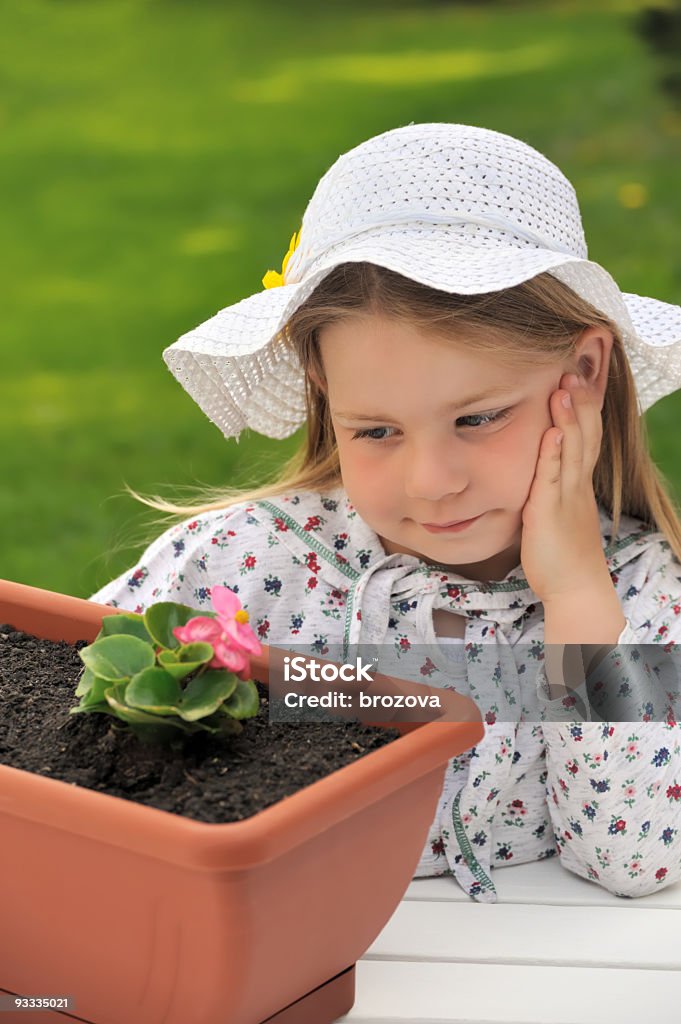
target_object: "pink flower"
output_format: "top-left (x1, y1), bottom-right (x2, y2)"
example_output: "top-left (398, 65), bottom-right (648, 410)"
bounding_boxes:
top-left (173, 586), bottom-right (263, 677)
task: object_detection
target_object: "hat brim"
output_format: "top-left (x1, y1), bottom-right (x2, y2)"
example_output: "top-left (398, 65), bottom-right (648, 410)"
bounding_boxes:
top-left (548, 261), bottom-right (681, 415)
top-left (164, 235), bottom-right (681, 438)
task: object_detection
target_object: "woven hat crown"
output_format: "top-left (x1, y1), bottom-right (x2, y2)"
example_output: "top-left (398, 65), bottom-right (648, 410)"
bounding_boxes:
top-left (286, 123), bottom-right (588, 285)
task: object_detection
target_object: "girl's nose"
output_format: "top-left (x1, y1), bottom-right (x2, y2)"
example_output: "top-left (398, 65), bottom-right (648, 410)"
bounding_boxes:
top-left (403, 442), bottom-right (469, 502)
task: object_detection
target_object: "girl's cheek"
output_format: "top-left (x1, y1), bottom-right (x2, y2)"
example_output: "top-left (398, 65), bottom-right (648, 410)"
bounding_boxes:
top-left (484, 424), bottom-right (533, 474)
top-left (338, 445), bottom-right (383, 487)
top-left (339, 440), bottom-right (366, 467)
top-left (343, 440), bottom-right (386, 468)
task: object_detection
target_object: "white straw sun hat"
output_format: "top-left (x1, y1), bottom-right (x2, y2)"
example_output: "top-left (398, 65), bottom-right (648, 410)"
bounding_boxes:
top-left (163, 122), bottom-right (681, 440)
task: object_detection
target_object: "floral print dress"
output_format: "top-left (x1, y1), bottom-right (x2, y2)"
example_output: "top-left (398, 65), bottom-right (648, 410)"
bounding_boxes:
top-left (89, 485), bottom-right (681, 903)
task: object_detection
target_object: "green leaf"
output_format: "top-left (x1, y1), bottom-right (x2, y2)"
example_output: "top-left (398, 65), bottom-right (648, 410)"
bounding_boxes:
top-left (126, 667), bottom-right (183, 715)
top-left (158, 642), bottom-right (215, 682)
top-left (79, 634), bottom-right (155, 681)
top-left (79, 673), bottom-right (112, 708)
top-left (69, 703), bottom-right (115, 717)
top-left (221, 678), bottom-right (260, 720)
top-left (75, 665), bottom-right (96, 697)
top-left (177, 669), bottom-right (238, 722)
top-left (104, 685), bottom-right (185, 728)
top-left (178, 641), bottom-right (215, 663)
top-left (144, 602), bottom-right (216, 650)
top-left (75, 667), bottom-right (117, 708)
top-left (99, 612), bottom-right (154, 644)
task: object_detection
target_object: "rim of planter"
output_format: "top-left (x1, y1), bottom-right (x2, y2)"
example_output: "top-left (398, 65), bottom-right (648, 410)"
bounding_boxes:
top-left (0, 578), bottom-right (485, 872)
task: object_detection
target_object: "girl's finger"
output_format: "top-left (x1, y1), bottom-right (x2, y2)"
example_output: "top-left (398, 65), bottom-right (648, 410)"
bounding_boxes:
top-left (570, 377), bottom-right (603, 473)
top-left (533, 426), bottom-right (564, 495)
top-left (554, 386), bottom-right (584, 495)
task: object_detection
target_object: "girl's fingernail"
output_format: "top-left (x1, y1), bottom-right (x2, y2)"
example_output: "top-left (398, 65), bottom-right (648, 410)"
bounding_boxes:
top-left (561, 393), bottom-right (572, 408)
top-left (556, 432), bottom-right (564, 445)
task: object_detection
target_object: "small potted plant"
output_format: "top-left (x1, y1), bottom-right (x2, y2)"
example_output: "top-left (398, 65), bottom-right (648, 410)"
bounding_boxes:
top-left (0, 577), bottom-right (483, 1024)
top-left (69, 584), bottom-right (264, 746)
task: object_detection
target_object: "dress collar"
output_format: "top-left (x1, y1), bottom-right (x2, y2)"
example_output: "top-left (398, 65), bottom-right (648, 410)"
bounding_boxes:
top-left (249, 483), bottom-right (660, 621)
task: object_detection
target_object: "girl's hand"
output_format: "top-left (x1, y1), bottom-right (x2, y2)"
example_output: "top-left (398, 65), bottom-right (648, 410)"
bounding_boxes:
top-left (520, 372), bottom-right (611, 604)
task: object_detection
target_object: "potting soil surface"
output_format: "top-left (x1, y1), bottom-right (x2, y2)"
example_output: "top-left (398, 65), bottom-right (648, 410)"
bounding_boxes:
top-left (0, 625), bottom-right (401, 823)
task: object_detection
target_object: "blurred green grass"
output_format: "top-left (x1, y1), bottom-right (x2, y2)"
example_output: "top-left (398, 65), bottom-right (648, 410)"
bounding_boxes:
top-left (1, 0), bottom-right (680, 597)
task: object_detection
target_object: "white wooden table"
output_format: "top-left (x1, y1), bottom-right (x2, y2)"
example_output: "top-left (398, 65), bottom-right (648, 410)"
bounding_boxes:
top-left (338, 857), bottom-right (681, 1024)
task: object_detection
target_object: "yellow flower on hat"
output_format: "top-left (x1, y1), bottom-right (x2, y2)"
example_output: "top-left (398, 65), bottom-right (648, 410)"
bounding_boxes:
top-left (262, 228), bottom-right (302, 289)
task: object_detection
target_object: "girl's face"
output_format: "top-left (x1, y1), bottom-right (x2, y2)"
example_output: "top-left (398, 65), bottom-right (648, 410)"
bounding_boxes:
top-left (318, 314), bottom-right (577, 582)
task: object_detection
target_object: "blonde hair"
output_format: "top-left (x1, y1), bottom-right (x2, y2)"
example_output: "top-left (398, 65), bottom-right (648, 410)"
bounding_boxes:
top-left (123, 263), bottom-right (681, 562)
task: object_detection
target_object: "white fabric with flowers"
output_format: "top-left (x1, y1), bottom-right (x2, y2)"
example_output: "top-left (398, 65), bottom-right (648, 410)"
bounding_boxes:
top-left (89, 485), bottom-right (681, 903)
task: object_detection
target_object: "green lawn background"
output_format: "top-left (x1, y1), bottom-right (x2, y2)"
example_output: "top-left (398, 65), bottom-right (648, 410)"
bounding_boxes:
top-left (2, 0), bottom-right (680, 598)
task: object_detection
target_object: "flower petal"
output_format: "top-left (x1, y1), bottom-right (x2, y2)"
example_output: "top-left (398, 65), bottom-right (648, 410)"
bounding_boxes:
top-left (222, 618), bottom-right (262, 655)
top-left (174, 617), bottom-right (222, 644)
top-left (233, 622), bottom-right (263, 655)
top-left (211, 585), bottom-right (242, 618)
top-left (262, 269), bottom-right (283, 289)
top-left (212, 636), bottom-right (249, 672)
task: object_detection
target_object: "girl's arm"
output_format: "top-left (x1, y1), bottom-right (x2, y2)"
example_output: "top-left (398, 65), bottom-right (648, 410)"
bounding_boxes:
top-left (540, 713), bottom-right (680, 898)
top-left (535, 545), bottom-right (681, 897)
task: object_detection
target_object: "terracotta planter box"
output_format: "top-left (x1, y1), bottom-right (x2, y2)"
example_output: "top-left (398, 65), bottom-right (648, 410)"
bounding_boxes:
top-left (0, 579), bottom-right (484, 1024)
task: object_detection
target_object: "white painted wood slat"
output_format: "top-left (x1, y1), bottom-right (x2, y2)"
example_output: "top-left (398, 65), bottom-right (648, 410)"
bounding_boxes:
top-left (338, 960), bottom-right (681, 1024)
top-left (405, 857), bottom-right (681, 909)
top-left (364, 899), bottom-right (680, 970)
top-left (336, 859), bottom-right (681, 1024)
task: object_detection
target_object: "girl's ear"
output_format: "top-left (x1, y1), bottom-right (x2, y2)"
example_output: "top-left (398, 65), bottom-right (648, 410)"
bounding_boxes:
top-left (573, 327), bottom-right (614, 411)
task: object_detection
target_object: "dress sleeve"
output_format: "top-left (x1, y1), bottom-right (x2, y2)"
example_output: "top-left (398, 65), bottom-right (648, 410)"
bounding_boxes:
top-left (88, 507), bottom-right (246, 615)
top-left (535, 618), bottom-right (679, 724)
top-left (535, 541), bottom-right (681, 897)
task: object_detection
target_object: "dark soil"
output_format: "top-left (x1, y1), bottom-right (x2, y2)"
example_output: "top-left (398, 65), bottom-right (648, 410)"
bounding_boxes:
top-left (0, 625), bottom-right (400, 824)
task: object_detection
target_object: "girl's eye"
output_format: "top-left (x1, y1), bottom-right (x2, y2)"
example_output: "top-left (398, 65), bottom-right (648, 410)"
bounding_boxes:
top-left (458, 408), bottom-right (511, 429)
top-left (351, 408), bottom-right (511, 443)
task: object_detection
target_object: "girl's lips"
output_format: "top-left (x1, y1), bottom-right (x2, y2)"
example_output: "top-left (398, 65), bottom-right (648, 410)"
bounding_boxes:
top-left (421, 514), bottom-right (483, 533)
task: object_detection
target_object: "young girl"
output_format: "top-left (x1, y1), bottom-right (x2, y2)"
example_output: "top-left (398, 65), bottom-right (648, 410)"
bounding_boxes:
top-left (89, 122), bottom-right (681, 904)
